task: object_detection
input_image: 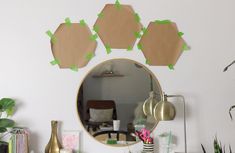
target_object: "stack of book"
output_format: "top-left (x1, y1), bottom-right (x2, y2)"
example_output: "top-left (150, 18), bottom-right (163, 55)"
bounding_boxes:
top-left (8, 128), bottom-right (29, 153)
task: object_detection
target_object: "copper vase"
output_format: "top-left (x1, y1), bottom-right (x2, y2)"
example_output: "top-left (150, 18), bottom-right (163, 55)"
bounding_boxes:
top-left (45, 121), bottom-right (62, 153)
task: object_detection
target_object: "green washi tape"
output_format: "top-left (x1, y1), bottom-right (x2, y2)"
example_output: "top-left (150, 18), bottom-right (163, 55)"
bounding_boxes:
top-left (65, 17), bottom-right (72, 26)
top-left (79, 19), bottom-right (86, 26)
top-left (134, 32), bottom-right (142, 38)
top-left (115, 0), bottom-right (121, 9)
top-left (142, 27), bottom-right (147, 35)
top-left (50, 59), bottom-right (59, 65)
top-left (93, 25), bottom-right (99, 33)
top-left (135, 13), bottom-right (141, 23)
top-left (98, 12), bottom-right (104, 18)
top-left (155, 20), bottom-right (171, 24)
top-left (86, 52), bottom-right (95, 60)
top-left (182, 43), bottom-right (189, 51)
top-left (178, 32), bottom-right (184, 37)
top-left (145, 59), bottom-right (150, 65)
top-left (70, 65), bottom-right (78, 72)
top-left (46, 30), bottom-right (56, 44)
top-left (137, 43), bottom-right (143, 50)
top-left (90, 34), bottom-right (98, 41)
top-left (127, 46), bottom-right (133, 51)
top-left (168, 64), bottom-right (174, 70)
top-left (105, 45), bottom-right (112, 54)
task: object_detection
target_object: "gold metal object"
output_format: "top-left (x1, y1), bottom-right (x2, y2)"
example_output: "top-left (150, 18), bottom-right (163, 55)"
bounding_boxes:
top-left (153, 94), bottom-right (176, 121)
top-left (143, 91), bottom-right (160, 116)
top-left (45, 120), bottom-right (62, 153)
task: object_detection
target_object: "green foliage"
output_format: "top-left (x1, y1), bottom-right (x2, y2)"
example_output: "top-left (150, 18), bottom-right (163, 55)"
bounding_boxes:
top-left (0, 98), bottom-right (15, 134)
top-left (201, 136), bottom-right (232, 153)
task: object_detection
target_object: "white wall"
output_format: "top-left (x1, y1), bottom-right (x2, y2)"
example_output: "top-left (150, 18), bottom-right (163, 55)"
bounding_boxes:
top-left (0, 0), bottom-right (235, 153)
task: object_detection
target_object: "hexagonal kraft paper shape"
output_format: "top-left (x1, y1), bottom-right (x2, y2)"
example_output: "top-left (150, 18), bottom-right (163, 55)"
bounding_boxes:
top-left (94, 4), bottom-right (142, 49)
top-left (138, 21), bottom-right (185, 66)
top-left (51, 23), bottom-right (97, 68)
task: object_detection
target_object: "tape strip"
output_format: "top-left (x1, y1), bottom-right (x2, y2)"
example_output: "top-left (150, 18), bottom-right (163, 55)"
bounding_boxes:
top-left (168, 64), bottom-right (174, 70)
top-left (105, 45), bottom-right (112, 54)
top-left (127, 46), bottom-right (133, 51)
top-left (93, 25), bottom-right (99, 33)
top-left (178, 32), bottom-right (184, 37)
top-left (135, 13), bottom-right (141, 23)
top-left (134, 32), bottom-right (142, 38)
top-left (137, 43), bottom-right (143, 50)
top-left (182, 43), bottom-right (189, 51)
top-left (50, 59), bottom-right (59, 65)
top-left (90, 34), bottom-right (98, 41)
top-left (98, 12), bottom-right (104, 18)
top-left (65, 17), bottom-right (72, 26)
top-left (86, 52), bottom-right (95, 61)
top-left (115, 0), bottom-right (121, 9)
top-left (70, 65), bottom-right (78, 72)
top-left (145, 59), bottom-right (150, 65)
top-left (142, 27), bottom-right (147, 35)
top-left (155, 20), bottom-right (171, 24)
top-left (79, 19), bottom-right (86, 26)
top-left (46, 30), bottom-right (56, 44)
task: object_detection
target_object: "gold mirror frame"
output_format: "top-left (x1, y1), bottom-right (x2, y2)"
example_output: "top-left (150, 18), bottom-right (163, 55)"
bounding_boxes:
top-left (76, 58), bottom-right (163, 147)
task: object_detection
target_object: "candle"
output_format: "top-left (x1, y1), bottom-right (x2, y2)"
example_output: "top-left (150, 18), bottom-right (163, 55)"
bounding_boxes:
top-left (60, 149), bottom-right (72, 153)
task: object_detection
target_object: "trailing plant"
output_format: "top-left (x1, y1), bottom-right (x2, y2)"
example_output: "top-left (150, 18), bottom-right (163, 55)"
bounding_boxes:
top-left (0, 98), bottom-right (15, 142)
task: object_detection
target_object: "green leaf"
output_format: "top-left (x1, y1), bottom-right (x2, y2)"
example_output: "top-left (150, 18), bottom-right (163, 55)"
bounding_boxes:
top-left (0, 98), bottom-right (15, 112)
top-left (6, 107), bottom-right (14, 116)
top-left (0, 127), bottom-right (7, 133)
top-left (0, 119), bottom-right (14, 128)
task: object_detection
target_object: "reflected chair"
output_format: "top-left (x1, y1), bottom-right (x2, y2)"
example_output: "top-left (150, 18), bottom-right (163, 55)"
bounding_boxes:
top-left (85, 100), bottom-right (117, 131)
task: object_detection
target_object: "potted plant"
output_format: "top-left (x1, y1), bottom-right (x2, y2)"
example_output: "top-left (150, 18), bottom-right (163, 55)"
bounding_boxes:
top-left (0, 98), bottom-right (15, 152)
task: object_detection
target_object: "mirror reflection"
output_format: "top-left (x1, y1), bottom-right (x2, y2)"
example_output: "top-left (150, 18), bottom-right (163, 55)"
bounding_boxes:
top-left (77, 59), bottom-right (163, 146)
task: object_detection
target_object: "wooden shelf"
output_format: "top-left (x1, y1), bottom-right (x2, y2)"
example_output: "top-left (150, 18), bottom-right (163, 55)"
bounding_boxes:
top-left (92, 74), bottom-right (124, 78)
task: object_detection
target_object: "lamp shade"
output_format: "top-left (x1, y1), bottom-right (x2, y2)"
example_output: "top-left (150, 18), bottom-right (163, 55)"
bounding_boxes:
top-left (143, 91), bottom-right (159, 116)
top-left (153, 95), bottom-right (176, 121)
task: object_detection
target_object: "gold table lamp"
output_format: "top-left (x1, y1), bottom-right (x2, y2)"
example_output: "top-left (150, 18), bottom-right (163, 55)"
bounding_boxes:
top-left (147, 94), bottom-right (188, 153)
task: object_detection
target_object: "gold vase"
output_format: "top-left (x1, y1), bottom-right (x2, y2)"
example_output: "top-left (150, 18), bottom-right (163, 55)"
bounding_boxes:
top-left (45, 120), bottom-right (62, 153)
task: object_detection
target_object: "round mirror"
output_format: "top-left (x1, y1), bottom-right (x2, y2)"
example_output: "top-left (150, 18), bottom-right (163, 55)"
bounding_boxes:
top-left (77, 59), bottom-right (163, 146)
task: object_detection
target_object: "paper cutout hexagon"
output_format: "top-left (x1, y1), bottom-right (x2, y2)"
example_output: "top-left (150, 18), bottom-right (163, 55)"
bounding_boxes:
top-left (51, 23), bottom-right (97, 68)
top-left (138, 21), bottom-right (185, 66)
top-left (94, 4), bottom-right (142, 49)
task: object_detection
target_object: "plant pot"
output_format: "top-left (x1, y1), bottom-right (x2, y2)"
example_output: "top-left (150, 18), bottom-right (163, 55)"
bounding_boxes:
top-left (142, 143), bottom-right (154, 153)
top-left (0, 141), bottom-right (8, 153)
